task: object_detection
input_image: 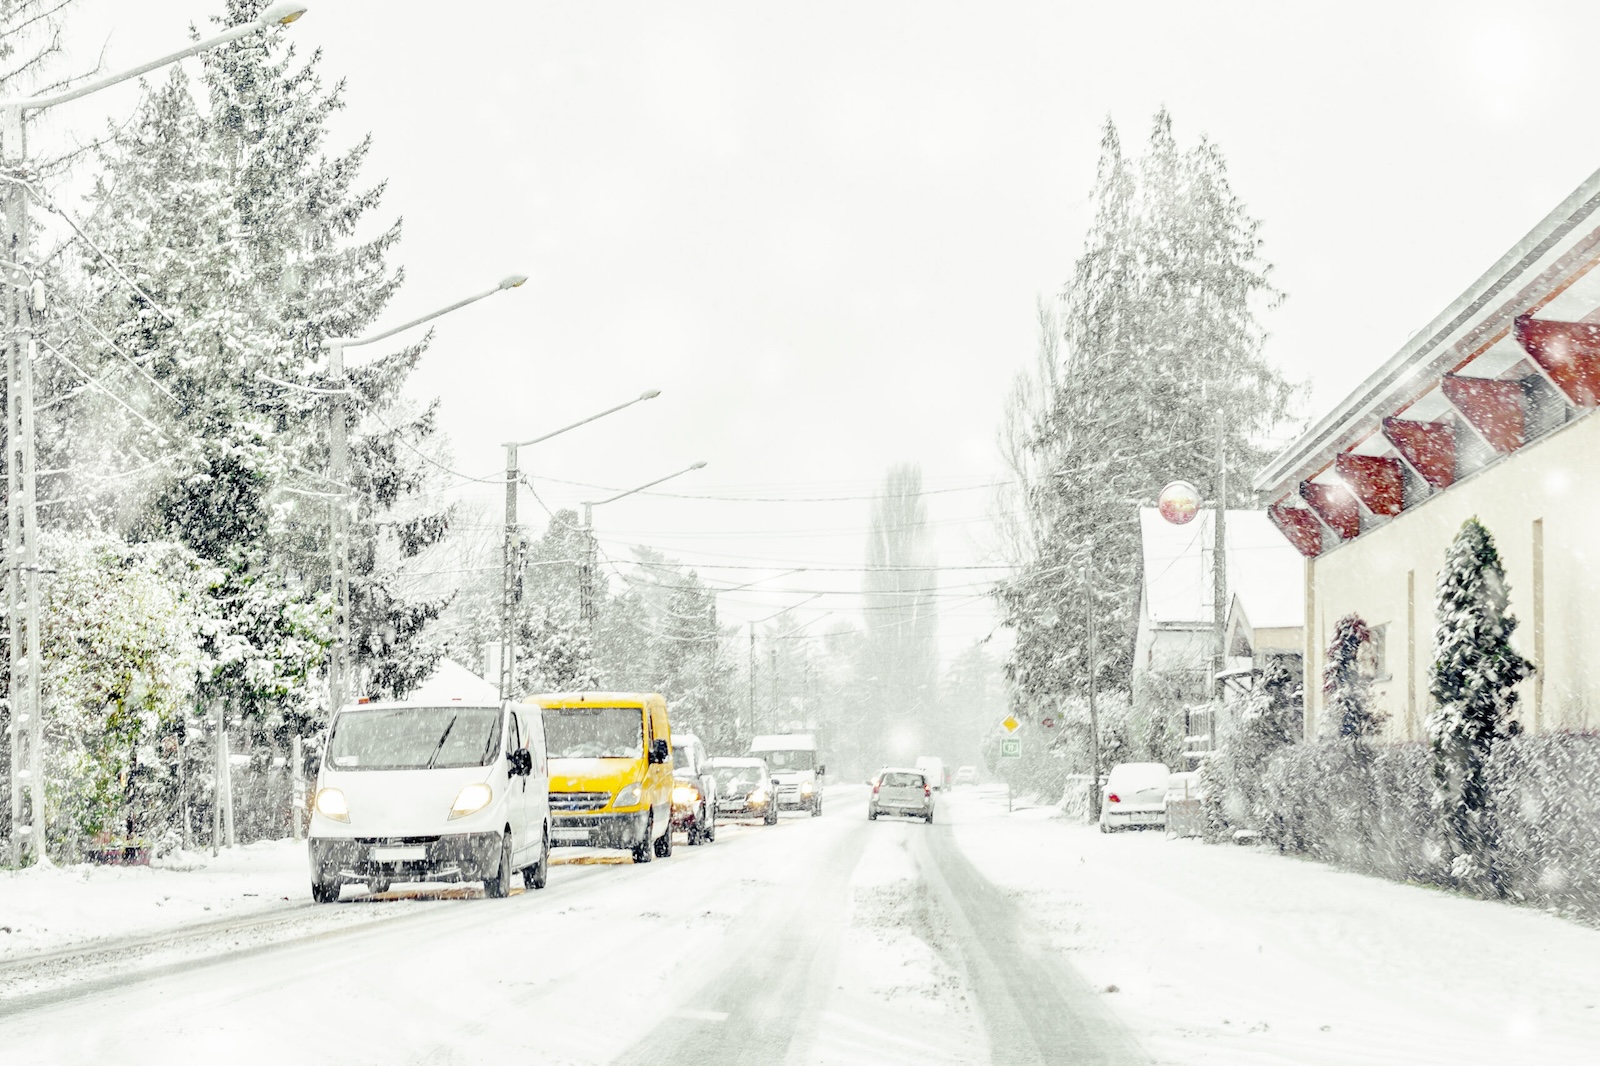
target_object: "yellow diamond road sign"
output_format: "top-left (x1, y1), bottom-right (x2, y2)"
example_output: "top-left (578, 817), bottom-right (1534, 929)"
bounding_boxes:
top-left (1002, 715), bottom-right (1020, 733)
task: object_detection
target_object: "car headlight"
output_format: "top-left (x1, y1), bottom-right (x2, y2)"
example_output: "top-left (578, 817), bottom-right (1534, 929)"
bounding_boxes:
top-left (315, 787), bottom-right (350, 823)
top-left (672, 785), bottom-right (698, 806)
top-left (613, 782), bottom-right (643, 808)
top-left (749, 787), bottom-right (769, 805)
top-left (448, 782), bottom-right (493, 820)
top-left (800, 780), bottom-right (814, 795)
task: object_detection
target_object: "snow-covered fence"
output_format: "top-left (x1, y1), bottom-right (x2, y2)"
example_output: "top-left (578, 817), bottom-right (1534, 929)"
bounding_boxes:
top-left (1250, 732), bottom-right (1600, 922)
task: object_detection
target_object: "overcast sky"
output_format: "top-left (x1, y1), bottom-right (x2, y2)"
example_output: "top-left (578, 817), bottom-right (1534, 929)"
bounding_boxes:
top-left (55, 1), bottom-right (1600, 660)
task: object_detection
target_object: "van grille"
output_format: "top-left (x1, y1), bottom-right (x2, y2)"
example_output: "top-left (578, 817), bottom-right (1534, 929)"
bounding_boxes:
top-left (550, 791), bottom-right (611, 812)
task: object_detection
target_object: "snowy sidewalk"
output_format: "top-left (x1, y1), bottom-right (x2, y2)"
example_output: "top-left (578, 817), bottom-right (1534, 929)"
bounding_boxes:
top-left (946, 786), bottom-right (1600, 1066)
top-left (0, 840), bottom-right (309, 961)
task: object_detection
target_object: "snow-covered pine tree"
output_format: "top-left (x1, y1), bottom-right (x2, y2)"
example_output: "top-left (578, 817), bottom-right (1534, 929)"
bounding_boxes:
top-left (997, 110), bottom-right (1293, 722)
top-left (1427, 517), bottom-right (1531, 894)
top-left (515, 509), bottom-right (597, 693)
top-left (200, 0), bottom-right (452, 703)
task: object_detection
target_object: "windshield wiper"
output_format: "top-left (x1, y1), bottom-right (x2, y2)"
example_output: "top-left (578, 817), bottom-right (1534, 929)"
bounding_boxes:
top-left (424, 716), bottom-right (459, 769)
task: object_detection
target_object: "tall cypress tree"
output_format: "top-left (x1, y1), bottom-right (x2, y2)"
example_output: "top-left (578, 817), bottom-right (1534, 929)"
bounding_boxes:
top-left (1428, 517), bottom-right (1531, 894)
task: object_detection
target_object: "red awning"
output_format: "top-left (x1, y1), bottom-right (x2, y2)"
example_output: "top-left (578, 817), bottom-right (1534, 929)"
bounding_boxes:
top-left (1441, 374), bottom-right (1525, 453)
top-left (1334, 453), bottom-right (1404, 517)
top-left (1382, 417), bottom-right (1455, 489)
top-left (1299, 480), bottom-right (1360, 541)
top-left (1268, 498), bottom-right (1322, 558)
top-left (1515, 314), bottom-right (1600, 407)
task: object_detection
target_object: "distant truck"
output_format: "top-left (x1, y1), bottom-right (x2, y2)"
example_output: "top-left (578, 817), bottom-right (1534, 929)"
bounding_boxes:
top-left (748, 732), bottom-right (825, 816)
top-left (915, 755), bottom-right (947, 791)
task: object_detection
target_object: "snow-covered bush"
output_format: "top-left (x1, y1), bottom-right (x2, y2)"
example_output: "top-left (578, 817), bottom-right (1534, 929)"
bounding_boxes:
top-left (1258, 739), bottom-right (1440, 882)
top-left (1201, 661), bottom-right (1300, 838)
top-left (1487, 731), bottom-right (1600, 920)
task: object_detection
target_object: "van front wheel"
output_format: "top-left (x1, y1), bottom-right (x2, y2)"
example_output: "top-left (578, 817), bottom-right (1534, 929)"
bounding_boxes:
top-left (483, 831), bottom-right (513, 898)
top-left (631, 814), bottom-right (655, 864)
top-left (524, 827), bottom-right (549, 890)
top-left (653, 817), bottom-right (673, 858)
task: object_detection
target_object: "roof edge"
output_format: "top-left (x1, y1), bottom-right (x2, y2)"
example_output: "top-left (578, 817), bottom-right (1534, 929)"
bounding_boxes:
top-left (1254, 163), bottom-right (1600, 495)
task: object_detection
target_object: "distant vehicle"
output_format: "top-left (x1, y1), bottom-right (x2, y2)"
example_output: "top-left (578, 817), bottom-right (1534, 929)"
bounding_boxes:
top-left (1099, 761), bottom-right (1171, 833)
top-left (670, 732), bottom-right (717, 845)
top-left (308, 697), bottom-right (551, 903)
top-left (534, 692), bottom-right (676, 863)
top-left (748, 732), bottom-right (825, 816)
top-left (953, 765), bottom-right (977, 787)
top-left (707, 757), bottom-right (778, 825)
top-left (914, 755), bottom-right (947, 790)
top-left (869, 768), bottom-right (934, 823)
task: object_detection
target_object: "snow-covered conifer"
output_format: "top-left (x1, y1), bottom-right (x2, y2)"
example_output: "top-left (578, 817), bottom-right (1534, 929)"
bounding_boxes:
top-left (1427, 517), bottom-right (1531, 893)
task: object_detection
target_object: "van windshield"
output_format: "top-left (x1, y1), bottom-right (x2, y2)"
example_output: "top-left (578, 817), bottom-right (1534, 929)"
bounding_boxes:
top-left (546, 706), bottom-right (644, 760)
top-left (327, 706), bottom-right (502, 771)
top-left (757, 749), bottom-right (813, 771)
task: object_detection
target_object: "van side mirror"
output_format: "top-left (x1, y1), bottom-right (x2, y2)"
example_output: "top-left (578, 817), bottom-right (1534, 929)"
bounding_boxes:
top-left (509, 749), bottom-right (533, 777)
top-left (817, 764), bottom-right (827, 777)
top-left (649, 739), bottom-right (669, 764)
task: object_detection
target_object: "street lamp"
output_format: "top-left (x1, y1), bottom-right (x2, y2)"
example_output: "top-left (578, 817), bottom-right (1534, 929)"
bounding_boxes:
top-left (497, 390), bottom-right (661, 699)
top-left (577, 460), bottom-right (707, 628)
top-left (748, 594), bottom-right (823, 740)
top-left (2, 6), bottom-right (309, 869)
top-left (325, 274), bottom-right (526, 713)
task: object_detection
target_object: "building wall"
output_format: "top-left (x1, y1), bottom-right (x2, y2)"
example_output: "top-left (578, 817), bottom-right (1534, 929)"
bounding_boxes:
top-left (1305, 408), bottom-right (1599, 740)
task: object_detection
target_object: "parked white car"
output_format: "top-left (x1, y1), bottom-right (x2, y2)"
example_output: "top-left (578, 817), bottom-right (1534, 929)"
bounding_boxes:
top-left (308, 698), bottom-right (551, 901)
top-left (1099, 761), bottom-right (1171, 832)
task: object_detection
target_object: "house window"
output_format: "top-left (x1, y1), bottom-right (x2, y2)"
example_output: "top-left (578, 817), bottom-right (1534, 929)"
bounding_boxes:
top-left (1359, 623), bottom-right (1390, 682)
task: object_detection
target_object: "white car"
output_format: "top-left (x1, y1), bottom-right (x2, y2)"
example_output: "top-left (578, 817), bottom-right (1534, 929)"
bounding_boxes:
top-left (1099, 761), bottom-right (1171, 833)
top-left (869, 767), bottom-right (935, 823)
top-left (308, 699), bottom-right (551, 901)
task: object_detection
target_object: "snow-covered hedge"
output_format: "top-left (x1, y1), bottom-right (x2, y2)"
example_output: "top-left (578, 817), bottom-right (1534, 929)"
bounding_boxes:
top-left (1254, 732), bottom-right (1600, 921)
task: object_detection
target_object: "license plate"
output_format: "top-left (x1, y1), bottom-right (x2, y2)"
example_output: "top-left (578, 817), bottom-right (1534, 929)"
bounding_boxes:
top-left (551, 827), bottom-right (591, 842)
top-left (371, 846), bottom-right (426, 862)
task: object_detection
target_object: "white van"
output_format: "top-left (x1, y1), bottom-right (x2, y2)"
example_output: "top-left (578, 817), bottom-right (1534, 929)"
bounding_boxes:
top-left (308, 698), bottom-right (551, 901)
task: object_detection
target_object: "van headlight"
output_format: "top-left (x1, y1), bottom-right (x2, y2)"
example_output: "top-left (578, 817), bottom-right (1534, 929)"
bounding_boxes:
top-left (613, 782), bottom-right (643, 808)
top-left (448, 783), bottom-right (493, 820)
top-left (800, 780), bottom-right (814, 795)
top-left (315, 787), bottom-right (350, 823)
top-left (672, 785), bottom-right (698, 806)
top-left (749, 787), bottom-right (769, 805)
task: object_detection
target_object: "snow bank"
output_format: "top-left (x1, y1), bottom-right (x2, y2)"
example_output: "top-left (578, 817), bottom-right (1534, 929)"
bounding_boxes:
top-left (945, 787), bottom-right (1600, 1065)
top-left (0, 839), bottom-right (307, 959)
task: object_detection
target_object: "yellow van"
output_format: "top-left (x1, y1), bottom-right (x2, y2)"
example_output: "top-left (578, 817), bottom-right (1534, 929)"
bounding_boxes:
top-left (530, 692), bottom-right (675, 863)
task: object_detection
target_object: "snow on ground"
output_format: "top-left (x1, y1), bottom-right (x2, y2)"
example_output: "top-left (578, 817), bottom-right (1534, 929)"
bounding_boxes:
top-left (0, 839), bottom-right (309, 959)
top-left (946, 785), bottom-right (1600, 1065)
top-left (810, 819), bottom-right (989, 1064)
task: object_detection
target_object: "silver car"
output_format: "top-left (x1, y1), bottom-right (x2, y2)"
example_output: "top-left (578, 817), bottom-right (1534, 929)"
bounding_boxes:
top-left (868, 768), bottom-right (934, 823)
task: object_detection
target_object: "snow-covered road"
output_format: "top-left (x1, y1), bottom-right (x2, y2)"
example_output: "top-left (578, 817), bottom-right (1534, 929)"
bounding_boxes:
top-left (4, 785), bottom-right (1598, 1065)
top-left (0, 786), bottom-right (1143, 1065)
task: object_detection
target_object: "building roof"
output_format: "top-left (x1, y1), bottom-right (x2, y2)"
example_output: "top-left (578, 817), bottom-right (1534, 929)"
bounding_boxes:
top-left (1139, 507), bottom-right (1304, 630)
top-left (1254, 164), bottom-right (1600, 527)
top-left (405, 659), bottom-right (501, 705)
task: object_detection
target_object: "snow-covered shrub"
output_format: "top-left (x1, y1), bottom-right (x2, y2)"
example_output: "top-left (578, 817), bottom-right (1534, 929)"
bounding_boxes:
top-left (1488, 731), bottom-right (1600, 920)
top-left (1258, 739), bottom-right (1441, 882)
top-left (1201, 661), bottom-right (1299, 838)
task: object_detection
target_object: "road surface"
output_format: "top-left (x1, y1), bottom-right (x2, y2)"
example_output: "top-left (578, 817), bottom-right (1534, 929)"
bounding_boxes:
top-left (0, 786), bottom-right (1148, 1066)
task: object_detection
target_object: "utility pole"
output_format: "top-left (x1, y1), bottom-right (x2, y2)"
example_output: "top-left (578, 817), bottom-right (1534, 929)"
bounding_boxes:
top-left (4, 106), bottom-right (44, 868)
top-left (327, 341), bottom-right (351, 713)
top-left (1085, 547), bottom-right (1100, 821)
top-left (1212, 410), bottom-right (1228, 697)
top-left (500, 443), bottom-right (520, 700)
top-left (497, 391), bottom-right (665, 699)
top-left (748, 624), bottom-right (757, 739)
top-left (578, 501), bottom-right (596, 630)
